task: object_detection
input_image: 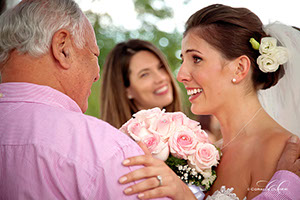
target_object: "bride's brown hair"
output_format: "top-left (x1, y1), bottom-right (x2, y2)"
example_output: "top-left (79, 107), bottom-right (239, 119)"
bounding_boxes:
top-left (184, 4), bottom-right (284, 90)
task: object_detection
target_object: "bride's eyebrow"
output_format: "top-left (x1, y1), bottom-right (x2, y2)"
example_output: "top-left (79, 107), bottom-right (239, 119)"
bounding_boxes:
top-left (186, 49), bottom-right (202, 54)
top-left (180, 49), bottom-right (203, 58)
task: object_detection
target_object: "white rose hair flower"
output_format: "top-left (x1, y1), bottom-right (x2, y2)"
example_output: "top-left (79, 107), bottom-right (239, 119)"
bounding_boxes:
top-left (249, 37), bottom-right (288, 73)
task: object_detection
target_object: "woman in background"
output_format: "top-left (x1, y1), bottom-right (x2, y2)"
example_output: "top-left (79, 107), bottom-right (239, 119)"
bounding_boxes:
top-left (100, 39), bottom-right (182, 128)
top-left (100, 39), bottom-right (198, 200)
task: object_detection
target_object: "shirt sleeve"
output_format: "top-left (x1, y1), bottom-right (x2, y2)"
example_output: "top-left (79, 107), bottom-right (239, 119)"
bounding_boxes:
top-left (252, 170), bottom-right (300, 199)
top-left (90, 143), bottom-right (171, 200)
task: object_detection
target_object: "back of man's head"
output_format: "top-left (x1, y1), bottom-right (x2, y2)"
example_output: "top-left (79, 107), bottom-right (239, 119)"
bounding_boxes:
top-left (0, 0), bottom-right (86, 66)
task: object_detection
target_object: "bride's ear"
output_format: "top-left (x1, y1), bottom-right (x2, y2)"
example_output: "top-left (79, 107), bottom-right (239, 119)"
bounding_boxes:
top-left (231, 55), bottom-right (251, 83)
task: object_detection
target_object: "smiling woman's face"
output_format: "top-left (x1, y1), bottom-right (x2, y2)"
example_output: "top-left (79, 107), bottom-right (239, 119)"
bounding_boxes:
top-left (126, 50), bottom-right (173, 110)
top-left (177, 31), bottom-right (233, 115)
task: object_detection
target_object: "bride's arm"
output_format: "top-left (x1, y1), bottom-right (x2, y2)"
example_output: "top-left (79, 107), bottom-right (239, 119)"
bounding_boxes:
top-left (119, 142), bottom-right (197, 200)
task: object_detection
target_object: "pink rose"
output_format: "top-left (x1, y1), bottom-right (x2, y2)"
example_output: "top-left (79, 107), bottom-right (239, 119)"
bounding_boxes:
top-left (188, 143), bottom-right (219, 172)
top-left (169, 129), bottom-right (198, 159)
top-left (119, 118), bottom-right (134, 135)
top-left (183, 117), bottom-right (200, 130)
top-left (126, 120), bottom-right (152, 141)
top-left (194, 129), bottom-right (209, 143)
top-left (169, 112), bottom-right (200, 130)
top-left (153, 113), bottom-right (176, 141)
top-left (133, 107), bottom-right (164, 129)
top-left (169, 112), bottom-right (186, 125)
top-left (141, 133), bottom-right (169, 161)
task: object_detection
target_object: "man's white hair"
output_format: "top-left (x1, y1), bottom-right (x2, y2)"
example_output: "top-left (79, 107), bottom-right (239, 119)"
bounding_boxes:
top-left (0, 0), bottom-right (86, 64)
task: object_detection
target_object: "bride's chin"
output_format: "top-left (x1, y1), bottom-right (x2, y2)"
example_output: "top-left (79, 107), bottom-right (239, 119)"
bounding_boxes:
top-left (191, 106), bottom-right (202, 115)
top-left (191, 105), bottom-right (210, 115)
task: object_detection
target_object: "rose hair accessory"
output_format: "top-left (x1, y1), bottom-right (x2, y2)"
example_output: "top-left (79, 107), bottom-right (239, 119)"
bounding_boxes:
top-left (249, 37), bottom-right (288, 73)
top-left (258, 22), bottom-right (300, 137)
top-left (119, 107), bottom-right (221, 190)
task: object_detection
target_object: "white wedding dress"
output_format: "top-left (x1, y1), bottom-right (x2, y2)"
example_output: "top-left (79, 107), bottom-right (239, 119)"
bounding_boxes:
top-left (189, 185), bottom-right (246, 200)
top-left (206, 186), bottom-right (247, 200)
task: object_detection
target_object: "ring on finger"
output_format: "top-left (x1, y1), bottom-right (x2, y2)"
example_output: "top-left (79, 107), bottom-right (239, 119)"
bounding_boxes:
top-left (156, 175), bottom-right (162, 187)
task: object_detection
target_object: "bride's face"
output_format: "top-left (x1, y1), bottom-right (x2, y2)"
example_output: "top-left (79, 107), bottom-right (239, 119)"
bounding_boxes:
top-left (177, 31), bottom-right (233, 115)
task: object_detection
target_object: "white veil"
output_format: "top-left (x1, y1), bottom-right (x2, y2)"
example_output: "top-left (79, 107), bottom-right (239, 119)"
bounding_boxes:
top-left (258, 22), bottom-right (300, 137)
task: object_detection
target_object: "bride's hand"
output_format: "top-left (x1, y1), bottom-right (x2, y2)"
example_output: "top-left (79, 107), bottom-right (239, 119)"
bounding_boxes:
top-left (119, 142), bottom-right (197, 200)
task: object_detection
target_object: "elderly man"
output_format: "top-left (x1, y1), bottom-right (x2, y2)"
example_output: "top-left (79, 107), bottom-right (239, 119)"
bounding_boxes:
top-left (0, 0), bottom-right (151, 199)
top-left (0, 0), bottom-right (299, 200)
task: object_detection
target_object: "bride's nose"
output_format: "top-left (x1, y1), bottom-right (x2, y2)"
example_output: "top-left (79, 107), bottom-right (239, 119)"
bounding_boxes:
top-left (177, 62), bottom-right (192, 84)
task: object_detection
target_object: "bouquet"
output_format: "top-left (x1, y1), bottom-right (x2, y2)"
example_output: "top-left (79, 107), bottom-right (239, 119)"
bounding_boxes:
top-left (119, 107), bottom-right (221, 190)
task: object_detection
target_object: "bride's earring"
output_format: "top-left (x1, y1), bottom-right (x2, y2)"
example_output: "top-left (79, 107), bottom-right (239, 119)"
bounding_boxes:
top-left (232, 78), bottom-right (237, 83)
top-left (127, 94), bottom-right (133, 99)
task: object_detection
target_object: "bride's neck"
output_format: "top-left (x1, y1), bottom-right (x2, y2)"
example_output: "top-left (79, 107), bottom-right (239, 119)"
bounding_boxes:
top-left (215, 95), bottom-right (262, 147)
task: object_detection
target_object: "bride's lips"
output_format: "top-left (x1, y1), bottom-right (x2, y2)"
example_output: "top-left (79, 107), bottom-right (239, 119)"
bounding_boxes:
top-left (154, 85), bottom-right (169, 95)
top-left (186, 87), bottom-right (203, 101)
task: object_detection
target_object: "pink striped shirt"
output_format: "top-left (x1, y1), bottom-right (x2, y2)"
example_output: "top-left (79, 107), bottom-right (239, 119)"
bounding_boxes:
top-left (0, 82), bottom-right (160, 199)
top-left (254, 170), bottom-right (300, 199)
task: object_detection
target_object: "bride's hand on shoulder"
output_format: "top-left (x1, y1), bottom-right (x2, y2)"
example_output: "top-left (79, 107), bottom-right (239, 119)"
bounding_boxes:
top-left (119, 142), bottom-right (197, 200)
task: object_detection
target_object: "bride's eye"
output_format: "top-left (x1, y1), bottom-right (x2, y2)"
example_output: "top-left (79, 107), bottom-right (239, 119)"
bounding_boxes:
top-left (193, 56), bottom-right (202, 64)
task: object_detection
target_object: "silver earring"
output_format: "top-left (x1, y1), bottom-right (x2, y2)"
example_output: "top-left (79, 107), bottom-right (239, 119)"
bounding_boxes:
top-left (128, 95), bottom-right (133, 99)
top-left (232, 78), bottom-right (237, 83)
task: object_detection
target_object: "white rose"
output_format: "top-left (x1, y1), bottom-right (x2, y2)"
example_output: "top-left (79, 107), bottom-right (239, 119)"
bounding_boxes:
top-left (257, 54), bottom-right (279, 73)
top-left (202, 174), bottom-right (217, 191)
top-left (201, 168), bottom-right (213, 179)
top-left (273, 46), bottom-right (288, 65)
top-left (259, 37), bottom-right (277, 54)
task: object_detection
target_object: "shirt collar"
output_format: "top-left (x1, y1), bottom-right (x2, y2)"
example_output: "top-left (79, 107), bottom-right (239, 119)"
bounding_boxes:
top-left (0, 82), bottom-right (82, 113)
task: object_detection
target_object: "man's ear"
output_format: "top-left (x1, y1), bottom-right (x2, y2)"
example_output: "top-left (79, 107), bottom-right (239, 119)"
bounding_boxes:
top-left (232, 55), bottom-right (251, 83)
top-left (51, 29), bottom-right (73, 70)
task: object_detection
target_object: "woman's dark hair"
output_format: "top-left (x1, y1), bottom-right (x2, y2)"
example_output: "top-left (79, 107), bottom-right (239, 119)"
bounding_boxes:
top-left (184, 4), bottom-right (284, 90)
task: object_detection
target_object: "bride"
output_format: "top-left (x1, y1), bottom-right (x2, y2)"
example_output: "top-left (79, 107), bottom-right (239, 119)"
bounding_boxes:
top-left (119, 4), bottom-right (300, 200)
top-left (178, 4), bottom-right (294, 199)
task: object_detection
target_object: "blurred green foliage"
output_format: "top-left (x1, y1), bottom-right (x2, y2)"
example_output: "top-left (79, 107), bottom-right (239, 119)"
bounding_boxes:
top-left (85, 0), bottom-right (194, 119)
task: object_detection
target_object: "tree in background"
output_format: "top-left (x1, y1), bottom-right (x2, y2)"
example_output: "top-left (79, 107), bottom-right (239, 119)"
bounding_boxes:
top-left (85, 0), bottom-right (194, 119)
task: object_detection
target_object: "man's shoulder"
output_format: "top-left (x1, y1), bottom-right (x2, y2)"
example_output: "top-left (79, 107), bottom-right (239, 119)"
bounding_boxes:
top-left (41, 107), bottom-right (141, 160)
top-left (1, 101), bottom-right (143, 166)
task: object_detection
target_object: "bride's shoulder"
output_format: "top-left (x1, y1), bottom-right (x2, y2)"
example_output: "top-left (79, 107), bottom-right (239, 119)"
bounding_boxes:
top-left (251, 126), bottom-right (290, 156)
top-left (258, 126), bottom-right (290, 147)
top-left (246, 127), bottom-right (291, 198)
top-left (246, 126), bottom-right (290, 171)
